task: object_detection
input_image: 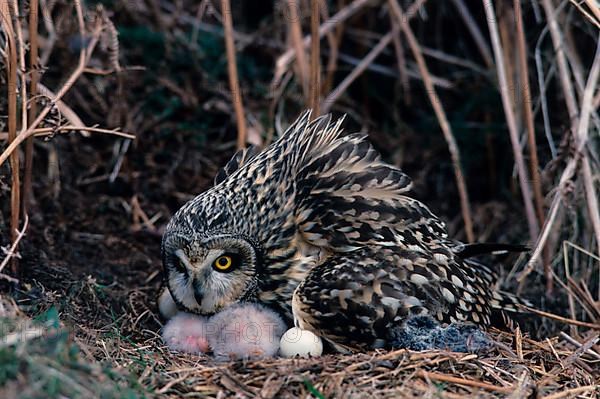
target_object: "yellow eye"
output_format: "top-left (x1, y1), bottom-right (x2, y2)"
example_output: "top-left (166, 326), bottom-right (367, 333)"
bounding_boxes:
top-left (214, 255), bottom-right (233, 271)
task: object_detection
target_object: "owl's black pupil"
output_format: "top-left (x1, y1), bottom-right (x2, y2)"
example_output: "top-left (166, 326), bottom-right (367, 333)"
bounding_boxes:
top-left (218, 257), bottom-right (228, 266)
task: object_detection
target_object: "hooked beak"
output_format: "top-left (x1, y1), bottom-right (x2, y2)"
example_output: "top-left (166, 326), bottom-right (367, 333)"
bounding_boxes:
top-left (174, 248), bottom-right (206, 307)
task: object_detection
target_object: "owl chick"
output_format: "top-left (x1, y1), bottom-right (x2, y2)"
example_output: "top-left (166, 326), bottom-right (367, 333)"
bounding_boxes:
top-left (162, 312), bottom-right (211, 354)
top-left (161, 111), bottom-right (528, 352)
top-left (209, 303), bottom-right (286, 360)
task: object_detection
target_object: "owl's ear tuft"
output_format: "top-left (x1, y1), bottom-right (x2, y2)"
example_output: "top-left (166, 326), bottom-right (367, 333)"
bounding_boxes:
top-left (214, 145), bottom-right (260, 185)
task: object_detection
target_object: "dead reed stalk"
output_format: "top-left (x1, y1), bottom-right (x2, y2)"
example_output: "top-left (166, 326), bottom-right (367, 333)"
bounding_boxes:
top-left (321, 32), bottom-right (392, 113)
top-left (320, 0), bottom-right (342, 96)
top-left (514, 0), bottom-right (544, 228)
top-left (541, 0), bottom-right (600, 262)
top-left (288, 0), bottom-right (310, 100)
top-left (221, 0), bottom-right (247, 150)
top-left (482, 0), bottom-right (539, 244)
top-left (523, 36), bottom-right (600, 280)
top-left (0, 0), bottom-right (20, 273)
top-left (273, 0), bottom-right (372, 90)
top-left (0, 215), bottom-right (27, 283)
top-left (24, 0), bottom-right (39, 215)
top-left (389, 0), bottom-right (474, 243)
top-left (309, 0), bottom-right (321, 117)
top-left (450, 0), bottom-right (494, 70)
top-left (514, 0), bottom-right (551, 292)
top-left (0, 5), bottom-right (110, 167)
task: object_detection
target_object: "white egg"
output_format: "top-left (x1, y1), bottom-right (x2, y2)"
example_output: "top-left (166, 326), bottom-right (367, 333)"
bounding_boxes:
top-left (158, 288), bottom-right (179, 320)
top-left (279, 327), bottom-right (323, 357)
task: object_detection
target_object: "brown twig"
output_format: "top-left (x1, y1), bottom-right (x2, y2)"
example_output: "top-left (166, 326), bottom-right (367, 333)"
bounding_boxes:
top-left (37, 83), bottom-right (88, 134)
top-left (514, 0), bottom-right (551, 292)
top-left (389, 0), bottom-right (474, 243)
top-left (482, 0), bottom-right (539, 243)
top-left (583, 0), bottom-right (600, 22)
top-left (514, 0), bottom-right (544, 229)
top-left (542, 385), bottom-right (599, 399)
top-left (321, 32), bottom-right (392, 113)
top-left (10, 0), bottom-right (30, 273)
top-left (518, 305), bottom-right (600, 330)
top-left (570, 0), bottom-right (600, 28)
top-left (389, 11), bottom-right (410, 104)
top-left (541, 0), bottom-right (600, 268)
top-left (0, 6), bottom-right (105, 168)
top-left (582, 158), bottom-right (600, 260)
top-left (316, 0), bottom-right (435, 108)
top-left (24, 0), bottom-right (39, 215)
top-left (449, 0), bottom-right (494, 69)
top-left (0, 0), bottom-right (20, 274)
top-left (220, 0), bottom-right (247, 150)
top-left (522, 33), bottom-right (600, 277)
top-left (288, 0), bottom-right (310, 100)
top-left (309, 0), bottom-right (321, 116)
top-left (320, 0), bottom-right (343, 95)
top-left (416, 371), bottom-right (513, 393)
top-left (0, 215), bottom-right (28, 282)
top-left (273, 0), bottom-right (372, 89)
top-left (0, 126), bottom-right (135, 141)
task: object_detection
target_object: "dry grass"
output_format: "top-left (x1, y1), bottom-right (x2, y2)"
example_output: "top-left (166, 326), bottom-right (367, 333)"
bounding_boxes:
top-left (1, 287), bottom-right (598, 398)
top-left (1, 0), bottom-right (599, 397)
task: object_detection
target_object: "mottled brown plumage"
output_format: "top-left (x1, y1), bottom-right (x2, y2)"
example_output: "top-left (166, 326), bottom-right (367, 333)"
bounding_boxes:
top-left (161, 111), bottom-right (526, 352)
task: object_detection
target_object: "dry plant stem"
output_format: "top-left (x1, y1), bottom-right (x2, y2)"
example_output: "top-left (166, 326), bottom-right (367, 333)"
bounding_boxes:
top-left (0, 1), bottom-right (20, 274)
top-left (482, 0), bottom-right (539, 243)
top-left (541, 0), bottom-right (600, 264)
top-left (514, 0), bottom-right (550, 290)
top-left (542, 386), bottom-right (599, 399)
top-left (320, 0), bottom-right (342, 95)
top-left (388, 0), bottom-right (474, 243)
top-left (514, 0), bottom-right (544, 227)
top-left (583, 0), bottom-right (600, 22)
top-left (0, 127), bottom-right (135, 140)
top-left (389, 14), bottom-right (410, 104)
top-left (572, 0), bottom-right (600, 28)
top-left (541, 0), bottom-right (578, 122)
top-left (0, 216), bottom-right (28, 283)
top-left (449, 0), bottom-right (494, 69)
top-left (24, 0), bottom-right (39, 215)
top-left (0, 9), bottom-right (104, 167)
top-left (582, 159), bottom-right (600, 260)
top-left (37, 83), bottom-right (87, 133)
top-left (221, 0), bottom-right (247, 150)
top-left (310, 0), bottom-right (321, 116)
top-left (416, 371), bottom-right (513, 393)
top-left (11, 0), bottom-right (28, 134)
top-left (522, 22), bottom-right (600, 277)
top-left (273, 0), bottom-right (372, 88)
top-left (287, 0), bottom-right (310, 99)
top-left (321, 32), bottom-right (392, 112)
top-left (518, 305), bottom-right (600, 330)
top-left (38, 0), bottom-right (56, 66)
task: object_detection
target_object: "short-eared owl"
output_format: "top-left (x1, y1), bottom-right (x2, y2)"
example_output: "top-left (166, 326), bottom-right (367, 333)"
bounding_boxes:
top-left (161, 112), bottom-right (525, 351)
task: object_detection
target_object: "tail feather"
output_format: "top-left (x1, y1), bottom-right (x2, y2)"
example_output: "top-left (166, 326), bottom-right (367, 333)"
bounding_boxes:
top-left (492, 290), bottom-right (532, 312)
top-left (454, 243), bottom-right (529, 259)
top-left (490, 290), bottom-right (531, 329)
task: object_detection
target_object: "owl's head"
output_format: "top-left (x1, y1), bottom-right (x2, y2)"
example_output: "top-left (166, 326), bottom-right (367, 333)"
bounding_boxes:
top-left (161, 227), bottom-right (263, 315)
top-left (161, 112), bottom-right (323, 315)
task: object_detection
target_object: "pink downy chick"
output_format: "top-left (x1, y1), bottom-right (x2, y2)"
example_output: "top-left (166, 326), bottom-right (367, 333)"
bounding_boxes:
top-left (162, 312), bottom-right (213, 354)
top-left (208, 303), bottom-right (286, 360)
